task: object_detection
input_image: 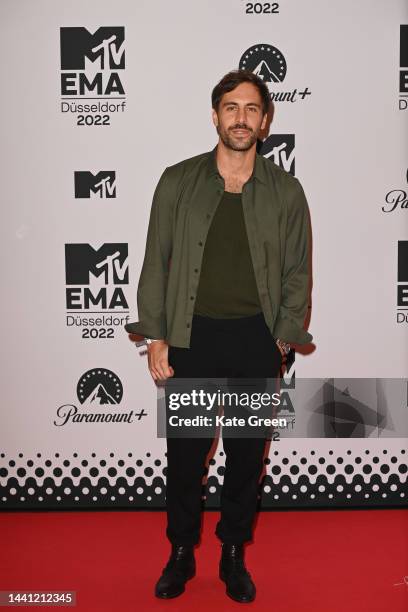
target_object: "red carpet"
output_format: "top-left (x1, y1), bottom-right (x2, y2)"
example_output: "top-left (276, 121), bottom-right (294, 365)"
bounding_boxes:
top-left (1, 509), bottom-right (407, 611)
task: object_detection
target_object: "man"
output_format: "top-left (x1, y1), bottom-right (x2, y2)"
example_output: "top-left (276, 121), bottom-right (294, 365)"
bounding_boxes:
top-left (125, 69), bottom-right (313, 603)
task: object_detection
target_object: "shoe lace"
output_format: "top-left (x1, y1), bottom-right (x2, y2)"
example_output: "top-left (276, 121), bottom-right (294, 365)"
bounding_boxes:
top-left (163, 549), bottom-right (193, 577)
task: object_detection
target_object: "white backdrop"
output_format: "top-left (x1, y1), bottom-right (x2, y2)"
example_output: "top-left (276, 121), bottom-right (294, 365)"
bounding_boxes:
top-left (1, 0), bottom-right (407, 509)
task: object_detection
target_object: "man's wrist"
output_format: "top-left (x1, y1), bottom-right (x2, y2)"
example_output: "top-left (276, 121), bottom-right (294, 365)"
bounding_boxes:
top-left (276, 338), bottom-right (291, 355)
top-left (145, 337), bottom-right (164, 345)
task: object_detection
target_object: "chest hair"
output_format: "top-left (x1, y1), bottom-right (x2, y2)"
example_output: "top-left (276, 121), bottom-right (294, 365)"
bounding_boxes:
top-left (223, 175), bottom-right (246, 193)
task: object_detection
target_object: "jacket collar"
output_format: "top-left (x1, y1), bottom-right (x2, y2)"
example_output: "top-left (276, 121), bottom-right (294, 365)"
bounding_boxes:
top-left (205, 143), bottom-right (267, 185)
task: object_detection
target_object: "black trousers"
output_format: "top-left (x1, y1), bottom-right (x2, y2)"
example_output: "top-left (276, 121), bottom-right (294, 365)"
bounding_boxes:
top-left (165, 311), bottom-right (282, 546)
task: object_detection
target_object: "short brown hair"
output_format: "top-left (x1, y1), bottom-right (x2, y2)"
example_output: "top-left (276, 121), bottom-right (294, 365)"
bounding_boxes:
top-left (211, 69), bottom-right (271, 116)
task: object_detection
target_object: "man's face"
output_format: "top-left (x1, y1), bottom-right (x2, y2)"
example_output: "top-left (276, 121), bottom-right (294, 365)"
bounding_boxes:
top-left (212, 82), bottom-right (267, 152)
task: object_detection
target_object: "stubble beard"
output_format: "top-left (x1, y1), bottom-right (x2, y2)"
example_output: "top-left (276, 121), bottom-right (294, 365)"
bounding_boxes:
top-left (216, 124), bottom-right (259, 152)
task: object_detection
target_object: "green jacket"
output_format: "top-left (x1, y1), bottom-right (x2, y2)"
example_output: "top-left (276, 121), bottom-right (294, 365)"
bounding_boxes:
top-left (125, 146), bottom-right (313, 347)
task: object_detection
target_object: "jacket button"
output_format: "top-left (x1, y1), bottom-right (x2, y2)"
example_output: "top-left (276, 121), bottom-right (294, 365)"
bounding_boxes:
top-left (198, 241), bottom-right (203, 246)
top-left (194, 268), bottom-right (199, 273)
top-left (190, 296), bottom-right (194, 300)
top-left (186, 323), bottom-right (190, 328)
top-left (206, 214), bottom-right (211, 219)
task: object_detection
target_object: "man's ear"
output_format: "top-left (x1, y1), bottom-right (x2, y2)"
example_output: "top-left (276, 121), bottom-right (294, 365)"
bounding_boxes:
top-left (211, 108), bottom-right (219, 128)
top-left (261, 113), bottom-right (267, 130)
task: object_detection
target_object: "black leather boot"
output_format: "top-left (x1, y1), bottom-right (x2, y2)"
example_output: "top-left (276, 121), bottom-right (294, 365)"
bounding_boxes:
top-left (219, 543), bottom-right (256, 603)
top-left (154, 544), bottom-right (196, 599)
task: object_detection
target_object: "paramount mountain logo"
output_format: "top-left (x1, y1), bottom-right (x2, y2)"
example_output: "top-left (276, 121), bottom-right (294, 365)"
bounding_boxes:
top-left (77, 368), bottom-right (123, 405)
top-left (240, 45), bottom-right (287, 83)
top-left (239, 44), bottom-right (311, 103)
top-left (82, 382), bottom-right (117, 404)
top-left (255, 60), bottom-right (280, 82)
top-left (54, 368), bottom-right (147, 426)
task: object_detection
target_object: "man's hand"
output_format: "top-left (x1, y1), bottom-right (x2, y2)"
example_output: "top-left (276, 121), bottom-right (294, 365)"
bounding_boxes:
top-left (147, 340), bottom-right (174, 381)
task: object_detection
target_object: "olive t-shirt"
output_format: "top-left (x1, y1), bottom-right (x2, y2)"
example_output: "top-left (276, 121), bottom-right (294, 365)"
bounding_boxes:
top-left (193, 190), bottom-right (262, 318)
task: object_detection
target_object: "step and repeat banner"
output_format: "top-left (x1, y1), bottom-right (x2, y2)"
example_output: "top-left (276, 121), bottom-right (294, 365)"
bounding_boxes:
top-left (1, 0), bottom-right (407, 510)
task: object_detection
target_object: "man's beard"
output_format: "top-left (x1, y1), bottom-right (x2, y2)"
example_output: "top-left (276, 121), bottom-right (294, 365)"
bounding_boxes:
top-left (217, 123), bottom-right (259, 151)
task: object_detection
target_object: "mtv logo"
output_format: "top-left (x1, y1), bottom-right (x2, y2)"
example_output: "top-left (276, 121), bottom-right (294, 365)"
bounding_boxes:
top-left (60, 27), bottom-right (125, 70)
top-left (75, 171), bottom-right (116, 198)
top-left (260, 134), bottom-right (295, 175)
top-left (398, 241), bottom-right (408, 282)
top-left (65, 244), bottom-right (128, 286)
top-left (397, 241), bottom-right (408, 307)
top-left (400, 25), bottom-right (408, 67)
top-left (400, 25), bottom-right (408, 93)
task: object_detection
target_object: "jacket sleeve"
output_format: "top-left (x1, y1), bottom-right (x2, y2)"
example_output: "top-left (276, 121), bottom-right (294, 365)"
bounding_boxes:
top-left (272, 177), bottom-right (313, 345)
top-left (124, 168), bottom-right (173, 338)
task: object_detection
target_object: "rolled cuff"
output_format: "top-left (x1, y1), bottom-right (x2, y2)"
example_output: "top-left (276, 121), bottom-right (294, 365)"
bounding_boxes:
top-left (272, 315), bottom-right (313, 345)
top-left (124, 316), bottom-right (166, 339)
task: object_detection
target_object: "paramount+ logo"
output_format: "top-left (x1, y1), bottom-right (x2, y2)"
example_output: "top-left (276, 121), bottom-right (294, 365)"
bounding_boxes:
top-left (239, 44), bottom-right (311, 103)
top-left (60, 27), bottom-right (126, 125)
top-left (54, 368), bottom-right (147, 427)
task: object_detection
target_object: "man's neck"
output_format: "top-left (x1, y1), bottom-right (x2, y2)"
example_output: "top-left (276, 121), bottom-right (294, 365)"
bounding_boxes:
top-left (215, 140), bottom-right (256, 180)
